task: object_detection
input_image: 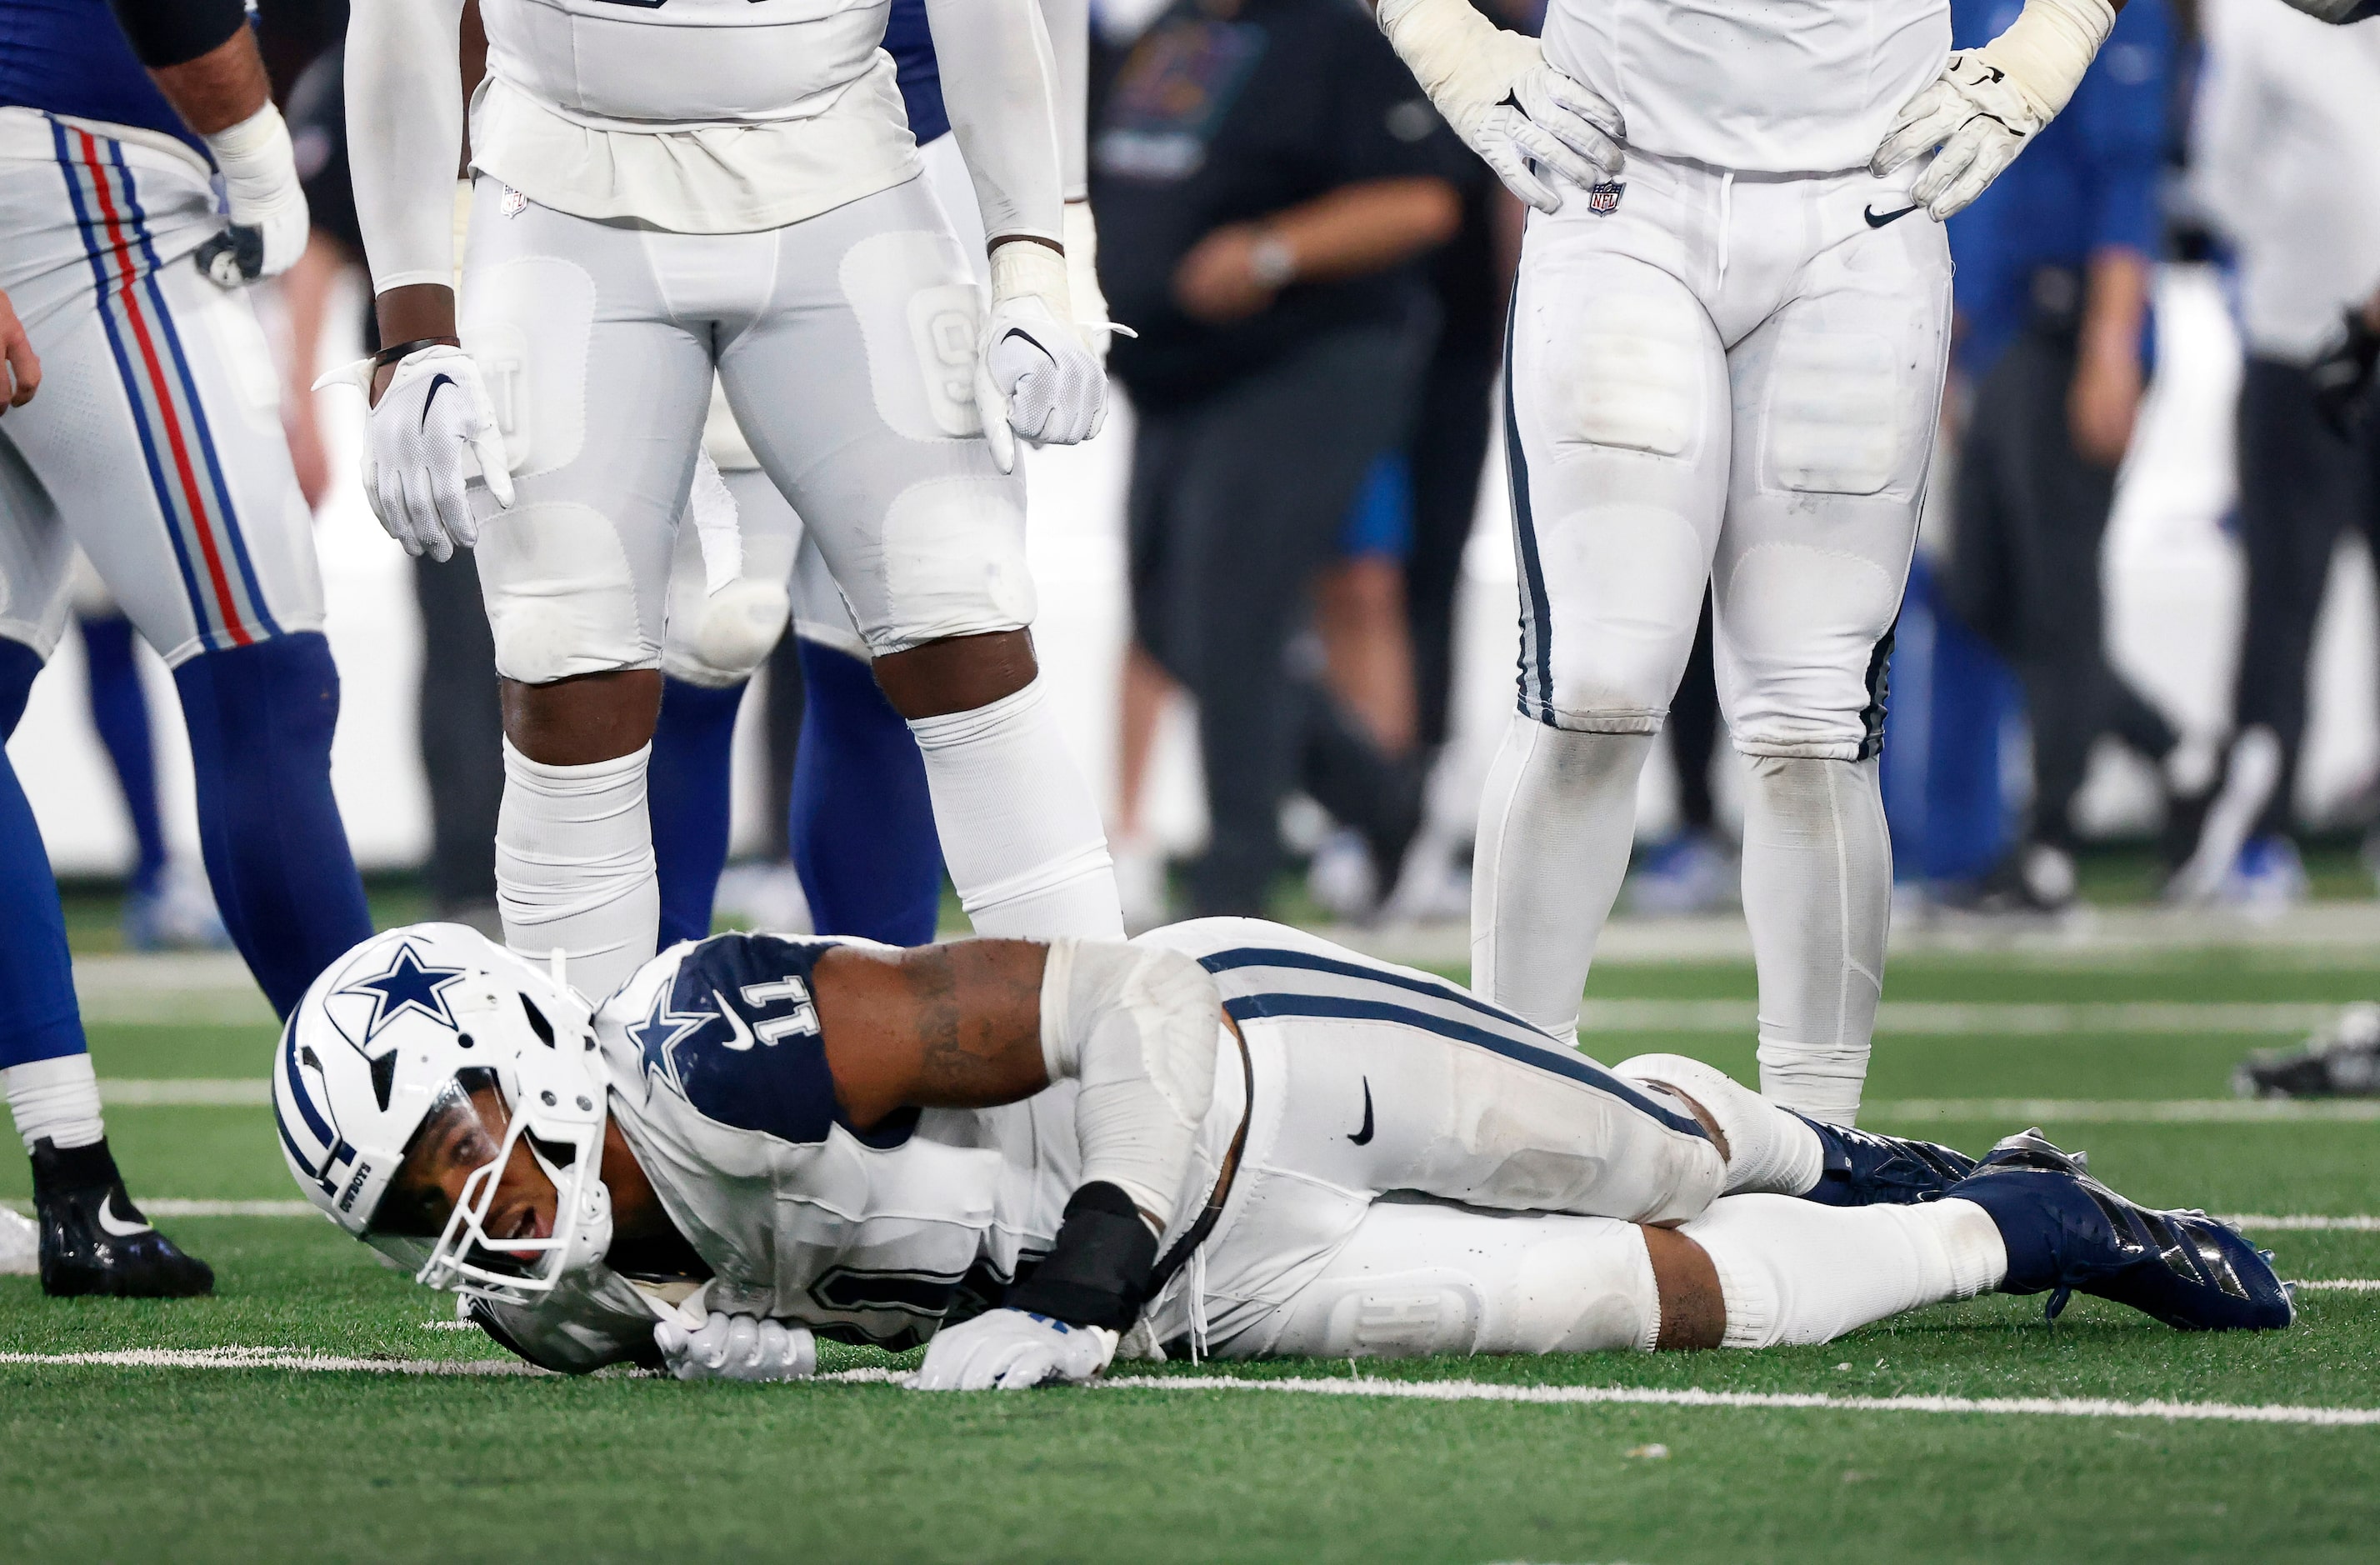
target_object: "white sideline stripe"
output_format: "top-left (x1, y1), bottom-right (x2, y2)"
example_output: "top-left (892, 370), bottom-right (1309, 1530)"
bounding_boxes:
top-left (8, 1350), bottom-right (2376, 1427)
top-left (1868, 1098), bottom-right (2380, 1123)
top-left (9, 1200), bottom-right (2378, 1231)
top-left (1578, 1000), bottom-right (2341, 1034)
top-left (86, 1077), bottom-right (2380, 1124)
top-left (2297, 1280), bottom-right (2380, 1292)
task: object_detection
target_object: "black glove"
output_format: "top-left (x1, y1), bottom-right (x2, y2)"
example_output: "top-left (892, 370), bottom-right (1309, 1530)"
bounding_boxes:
top-left (2309, 308), bottom-right (2380, 438)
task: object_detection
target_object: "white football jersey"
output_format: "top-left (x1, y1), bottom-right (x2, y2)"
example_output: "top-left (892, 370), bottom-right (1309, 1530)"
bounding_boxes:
top-left (470, 0), bottom-right (919, 232)
top-left (591, 932), bottom-right (1082, 1349)
top-left (1540, 0), bottom-right (1949, 174)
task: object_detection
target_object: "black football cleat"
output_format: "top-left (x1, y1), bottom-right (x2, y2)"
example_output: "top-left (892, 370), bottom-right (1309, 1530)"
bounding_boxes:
top-left (2232, 1003), bottom-right (2380, 1099)
top-left (1793, 1114), bottom-right (1978, 1207)
top-left (30, 1138), bottom-right (213, 1299)
top-left (1947, 1129), bottom-right (2292, 1331)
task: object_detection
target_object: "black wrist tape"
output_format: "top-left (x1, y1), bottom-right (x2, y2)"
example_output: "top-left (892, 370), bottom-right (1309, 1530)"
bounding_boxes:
top-left (108, 0), bottom-right (249, 68)
top-left (1007, 1182), bottom-right (1158, 1332)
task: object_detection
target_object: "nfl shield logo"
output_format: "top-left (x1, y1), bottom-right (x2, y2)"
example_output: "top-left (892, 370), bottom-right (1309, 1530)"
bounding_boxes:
top-left (1588, 182), bottom-right (1625, 215)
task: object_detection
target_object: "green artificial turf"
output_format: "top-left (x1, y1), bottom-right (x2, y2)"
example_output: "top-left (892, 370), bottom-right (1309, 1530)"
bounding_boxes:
top-left (5, 948), bottom-right (2379, 1563)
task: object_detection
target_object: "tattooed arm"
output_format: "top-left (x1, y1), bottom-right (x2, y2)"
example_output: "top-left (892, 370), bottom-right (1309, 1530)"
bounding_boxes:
top-left (812, 941), bottom-right (1055, 1130)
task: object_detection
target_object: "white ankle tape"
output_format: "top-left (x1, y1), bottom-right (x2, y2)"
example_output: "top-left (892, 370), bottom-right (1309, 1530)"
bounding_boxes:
top-left (1616, 1053), bottom-right (1824, 1197)
top-left (1682, 1195), bottom-right (2008, 1349)
top-left (4, 1055), bottom-right (105, 1152)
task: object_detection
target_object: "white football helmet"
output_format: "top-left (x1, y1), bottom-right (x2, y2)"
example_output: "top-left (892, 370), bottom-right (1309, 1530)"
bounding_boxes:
top-left (274, 923), bottom-right (612, 1306)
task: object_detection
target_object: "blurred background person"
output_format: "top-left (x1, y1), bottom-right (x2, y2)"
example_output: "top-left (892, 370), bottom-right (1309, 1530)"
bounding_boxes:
top-left (1929, 0), bottom-right (2194, 916)
top-left (1094, 0), bottom-right (1463, 920)
top-left (2175, 0), bottom-right (2380, 908)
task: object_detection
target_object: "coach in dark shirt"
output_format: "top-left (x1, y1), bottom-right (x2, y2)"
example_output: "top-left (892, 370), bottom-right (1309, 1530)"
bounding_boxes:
top-left (1095, 0), bottom-right (1461, 916)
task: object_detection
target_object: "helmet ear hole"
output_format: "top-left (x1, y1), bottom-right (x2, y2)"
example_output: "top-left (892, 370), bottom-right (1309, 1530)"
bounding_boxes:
top-left (520, 994), bottom-right (556, 1048)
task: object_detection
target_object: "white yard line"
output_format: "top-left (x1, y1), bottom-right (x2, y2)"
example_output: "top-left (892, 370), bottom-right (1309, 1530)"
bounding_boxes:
top-left (99, 1079), bottom-right (269, 1106)
top-left (1868, 1099), bottom-right (2380, 1122)
top-left (1578, 1001), bottom-right (2342, 1035)
top-left (2295, 1280), bottom-right (2380, 1292)
top-left (6, 1348), bottom-right (2375, 1428)
top-left (2223, 1215), bottom-right (2380, 1232)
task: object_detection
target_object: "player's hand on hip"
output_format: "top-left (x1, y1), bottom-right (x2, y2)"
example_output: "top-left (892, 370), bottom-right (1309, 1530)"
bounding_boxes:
top-left (907, 1308), bottom-right (1118, 1392)
top-left (332, 344), bottom-right (514, 562)
top-left (1374, 0), bottom-right (1621, 215)
top-left (1870, 54), bottom-right (2042, 220)
top-left (653, 1311), bottom-right (818, 1382)
top-left (195, 104), bottom-right (311, 286)
top-left (977, 240), bottom-right (1108, 475)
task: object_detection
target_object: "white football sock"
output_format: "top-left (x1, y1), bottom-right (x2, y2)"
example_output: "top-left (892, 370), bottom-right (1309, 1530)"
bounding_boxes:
top-left (1681, 1193), bottom-right (2006, 1348)
top-left (5, 1055), bottom-right (105, 1152)
top-left (1471, 715), bottom-right (1652, 1036)
top-left (496, 739), bottom-right (659, 1002)
top-left (908, 678), bottom-right (1123, 939)
top-left (1740, 755), bottom-right (1891, 1125)
top-left (1615, 1052), bottom-right (1824, 1197)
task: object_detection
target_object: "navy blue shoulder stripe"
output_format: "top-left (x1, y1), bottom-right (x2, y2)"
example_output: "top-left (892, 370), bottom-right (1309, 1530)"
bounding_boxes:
top-left (1218, 991), bottom-right (1706, 1138)
top-left (1195, 946), bottom-right (1564, 1040)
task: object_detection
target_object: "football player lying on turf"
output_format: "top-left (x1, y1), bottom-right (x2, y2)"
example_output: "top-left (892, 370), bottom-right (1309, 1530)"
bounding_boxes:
top-left (276, 920), bottom-right (2291, 1388)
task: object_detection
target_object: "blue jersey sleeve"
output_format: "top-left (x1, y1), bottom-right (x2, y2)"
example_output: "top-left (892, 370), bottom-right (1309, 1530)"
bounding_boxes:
top-left (625, 933), bottom-right (918, 1150)
top-left (0, 0), bottom-right (212, 158)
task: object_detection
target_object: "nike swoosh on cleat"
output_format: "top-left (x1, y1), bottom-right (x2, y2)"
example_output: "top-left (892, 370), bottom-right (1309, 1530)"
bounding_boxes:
top-left (1348, 1078), bottom-right (1375, 1146)
top-left (96, 1192), bottom-right (152, 1238)
top-left (420, 373), bottom-right (457, 428)
top-left (1863, 204), bottom-right (1921, 229)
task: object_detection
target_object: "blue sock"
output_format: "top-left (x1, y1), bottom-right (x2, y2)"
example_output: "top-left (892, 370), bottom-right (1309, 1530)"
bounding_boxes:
top-left (172, 632), bottom-right (372, 1018)
top-left (790, 640), bottom-right (944, 946)
top-left (78, 614), bottom-right (168, 895)
top-left (0, 639), bottom-right (87, 1069)
top-left (649, 675), bottom-right (749, 948)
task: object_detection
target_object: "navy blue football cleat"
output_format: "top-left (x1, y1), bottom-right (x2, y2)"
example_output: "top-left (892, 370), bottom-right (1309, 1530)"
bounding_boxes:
top-left (1792, 1114), bottom-right (1978, 1207)
top-left (1947, 1129), bottom-right (2292, 1331)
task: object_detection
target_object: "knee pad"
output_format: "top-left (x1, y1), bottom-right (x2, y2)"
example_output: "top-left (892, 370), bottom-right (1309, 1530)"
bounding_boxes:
top-left (478, 502), bottom-right (652, 684)
top-left (661, 578), bottom-right (790, 689)
top-left (1718, 547), bottom-right (1900, 759)
top-left (1267, 1202), bottom-right (1659, 1360)
top-left (852, 475), bottom-right (1034, 654)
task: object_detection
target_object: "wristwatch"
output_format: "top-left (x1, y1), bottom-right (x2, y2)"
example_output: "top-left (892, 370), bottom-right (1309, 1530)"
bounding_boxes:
top-left (1248, 230), bottom-right (1298, 290)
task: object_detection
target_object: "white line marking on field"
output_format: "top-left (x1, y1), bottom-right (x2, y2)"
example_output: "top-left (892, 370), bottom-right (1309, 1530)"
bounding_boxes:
top-left (99, 1079), bottom-right (268, 1106)
top-left (2222, 1215), bottom-right (2380, 1232)
top-left (2296, 1280), bottom-right (2380, 1292)
top-left (1575, 1000), bottom-right (2343, 1036)
top-left (1869, 1099), bottom-right (2380, 1123)
top-left (0, 1346), bottom-right (547, 1376)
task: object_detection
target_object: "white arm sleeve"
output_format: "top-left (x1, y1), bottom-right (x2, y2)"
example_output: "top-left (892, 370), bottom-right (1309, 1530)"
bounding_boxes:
top-left (1038, 939), bottom-right (1220, 1226)
top-left (345, 0), bottom-right (469, 294)
top-left (1035, 0), bottom-right (1090, 202)
top-left (921, 0), bottom-right (1064, 247)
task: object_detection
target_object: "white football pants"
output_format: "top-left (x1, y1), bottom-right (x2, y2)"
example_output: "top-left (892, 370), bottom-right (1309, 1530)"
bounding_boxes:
top-left (1476, 150), bottom-right (1952, 1123)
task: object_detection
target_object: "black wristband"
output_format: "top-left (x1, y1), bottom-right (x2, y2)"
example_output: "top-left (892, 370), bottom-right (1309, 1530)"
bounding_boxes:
top-left (107, 0), bottom-right (248, 68)
top-left (1007, 1182), bottom-right (1158, 1332)
top-left (372, 337), bottom-right (459, 368)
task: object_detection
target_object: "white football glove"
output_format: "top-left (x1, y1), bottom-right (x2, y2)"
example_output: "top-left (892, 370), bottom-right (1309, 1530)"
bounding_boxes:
top-left (318, 344), bottom-right (514, 562)
top-left (1375, 0), bottom-right (1621, 215)
top-left (653, 1310), bottom-right (818, 1382)
top-left (976, 240), bottom-right (1108, 475)
top-left (906, 1308), bottom-right (1118, 1392)
top-left (196, 103), bottom-right (309, 286)
top-left (1872, 0), bottom-right (2114, 221)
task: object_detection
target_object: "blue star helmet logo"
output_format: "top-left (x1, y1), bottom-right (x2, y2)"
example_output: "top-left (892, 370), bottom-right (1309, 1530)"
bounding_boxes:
top-left (338, 942), bottom-right (469, 1041)
top-left (628, 980), bottom-right (719, 1098)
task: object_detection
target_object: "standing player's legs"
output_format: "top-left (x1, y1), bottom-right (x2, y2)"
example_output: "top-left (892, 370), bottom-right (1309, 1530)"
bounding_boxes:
top-left (649, 460), bottom-right (799, 947)
top-left (719, 177), bottom-right (1119, 942)
top-left (1712, 193), bottom-right (1950, 1125)
top-left (2, 142), bottom-right (368, 1017)
top-left (1474, 215), bottom-right (1731, 1034)
top-left (459, 189), bottom-right (712, 999)
top-left (0, 448), bottom-right (210, 1296)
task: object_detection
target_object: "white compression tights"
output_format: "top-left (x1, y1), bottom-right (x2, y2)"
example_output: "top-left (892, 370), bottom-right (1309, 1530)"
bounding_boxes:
top-left (1470, 716), bottom-right (1651, 1036)
top-left (1681, 1193), bottom-right (2006, 1348)
top-left (1741, 755), bottom-right (1892, 1125)
top-left (495, 740), bottom-right (660, 1002)
top-left (908, 678), bottom-right (1124, 939)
